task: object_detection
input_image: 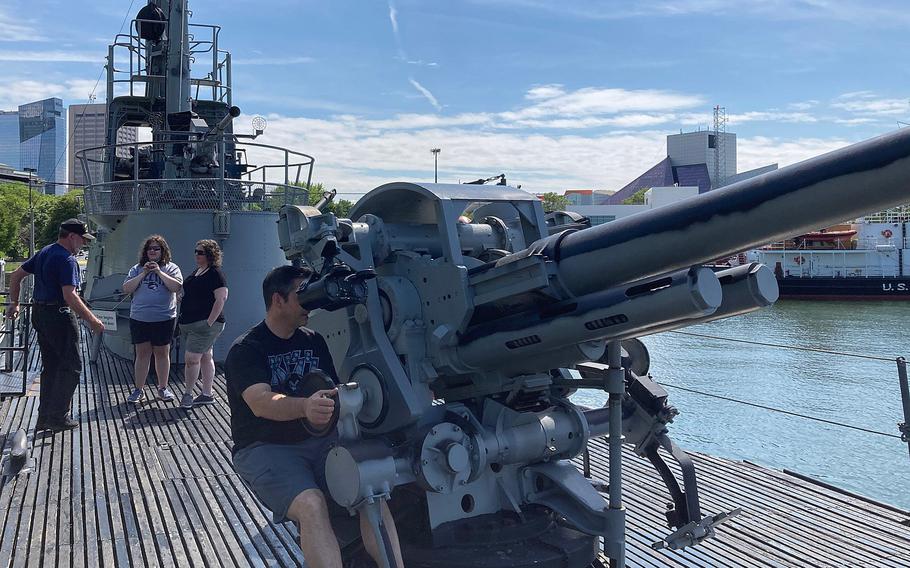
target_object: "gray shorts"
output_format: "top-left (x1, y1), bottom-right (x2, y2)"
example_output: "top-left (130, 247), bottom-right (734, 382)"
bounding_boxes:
top-left (233, 437), bottom-right (337, 524)
top-left (179, 319), bottom-right (224, 353)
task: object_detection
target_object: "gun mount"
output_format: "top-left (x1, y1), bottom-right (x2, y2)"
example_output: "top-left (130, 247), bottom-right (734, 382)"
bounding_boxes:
top-left (276, 127), bottom-right (910, 567)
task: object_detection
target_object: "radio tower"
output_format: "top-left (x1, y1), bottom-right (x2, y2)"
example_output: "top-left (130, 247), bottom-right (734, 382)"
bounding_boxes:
top-left (713, 105), bottom-right (727, 189)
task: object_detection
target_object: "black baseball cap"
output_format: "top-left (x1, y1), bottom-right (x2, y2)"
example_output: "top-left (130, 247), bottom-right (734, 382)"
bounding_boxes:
top-left (60, 218), bottom-right (96, 240)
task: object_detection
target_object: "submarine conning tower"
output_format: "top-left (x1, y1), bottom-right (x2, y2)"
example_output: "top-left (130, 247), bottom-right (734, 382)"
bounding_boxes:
top-left (77, 0), bottom-right (315, 360)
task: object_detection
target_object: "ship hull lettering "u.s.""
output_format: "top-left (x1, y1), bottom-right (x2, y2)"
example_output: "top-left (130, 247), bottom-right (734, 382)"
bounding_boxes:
top-left (882, 283), bottom-right (908, 291)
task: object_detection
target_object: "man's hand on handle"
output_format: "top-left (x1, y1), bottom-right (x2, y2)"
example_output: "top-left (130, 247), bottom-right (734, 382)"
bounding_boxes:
top-left (4, 302), bottom-right (19, 320)
top-left (303, 388), bottom-right (337, 426)
top-left (88, 318), bottom-right (105, 335)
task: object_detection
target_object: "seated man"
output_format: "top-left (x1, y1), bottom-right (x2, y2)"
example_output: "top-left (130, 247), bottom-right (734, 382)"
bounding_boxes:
top-left (226, 265), bottom-right (403, 568)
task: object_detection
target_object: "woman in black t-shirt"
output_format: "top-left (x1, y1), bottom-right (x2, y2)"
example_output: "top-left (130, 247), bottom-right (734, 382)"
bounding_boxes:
top-left (178, 239), bottom-right (228, 409)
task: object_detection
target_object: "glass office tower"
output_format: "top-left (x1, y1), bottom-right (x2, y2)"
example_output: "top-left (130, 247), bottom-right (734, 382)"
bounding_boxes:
top-left (19, 98), bottom-right (66, 195)
top-left (0, 111), bottom-right (20, 169)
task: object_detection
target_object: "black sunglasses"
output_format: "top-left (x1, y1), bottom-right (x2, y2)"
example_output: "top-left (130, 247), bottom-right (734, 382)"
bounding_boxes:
top-left (194, 249), bottom-right (206, 255)
top-left (147, 246), bottom-right (162, 251)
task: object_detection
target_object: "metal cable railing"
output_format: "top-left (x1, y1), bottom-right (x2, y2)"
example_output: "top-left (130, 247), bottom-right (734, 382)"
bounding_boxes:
top-left (665, 330), bottom-right (910, 456)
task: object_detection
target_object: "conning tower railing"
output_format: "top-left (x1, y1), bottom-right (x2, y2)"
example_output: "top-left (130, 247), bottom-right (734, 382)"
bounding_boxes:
top-left (77, 138), bottom-right (315, 215)
top-left (109, 20), bottom-right (231, 105)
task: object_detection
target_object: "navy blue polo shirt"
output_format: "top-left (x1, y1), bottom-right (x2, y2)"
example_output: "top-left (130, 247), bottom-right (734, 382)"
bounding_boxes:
top-left (21, 243), bottom-right (81, 303)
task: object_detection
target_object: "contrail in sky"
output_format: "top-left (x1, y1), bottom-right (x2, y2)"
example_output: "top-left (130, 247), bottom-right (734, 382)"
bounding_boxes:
top-left (409, 78), bottom-right (442, 111)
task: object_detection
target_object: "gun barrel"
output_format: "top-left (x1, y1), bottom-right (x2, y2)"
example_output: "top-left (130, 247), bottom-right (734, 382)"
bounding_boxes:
top-left (613, 263), bottom-right (778, 341)
top-left (529, 127), bottom-right (910, 297)
top-left (211, 105), bottom-right (241, 135)
top-left (455, 266), bottom-right (721, 375)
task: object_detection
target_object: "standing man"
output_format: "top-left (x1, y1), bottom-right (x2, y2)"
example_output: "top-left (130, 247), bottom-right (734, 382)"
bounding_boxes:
top-left (226, 265), bottom-right (403, 568)
top-left (4, 219), bottom-right (105, 431)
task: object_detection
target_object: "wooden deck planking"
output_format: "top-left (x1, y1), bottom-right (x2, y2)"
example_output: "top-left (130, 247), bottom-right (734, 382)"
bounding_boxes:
top-left (0, 329), bottom-right (907, 567)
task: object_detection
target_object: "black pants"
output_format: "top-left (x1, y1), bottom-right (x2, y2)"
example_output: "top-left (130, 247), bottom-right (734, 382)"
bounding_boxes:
top-left (31, 304), bottom-right (82, 422)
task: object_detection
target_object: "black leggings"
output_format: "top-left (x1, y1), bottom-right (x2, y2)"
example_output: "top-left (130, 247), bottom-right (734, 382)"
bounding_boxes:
top-left (32, 305), bottom-right (82, 422)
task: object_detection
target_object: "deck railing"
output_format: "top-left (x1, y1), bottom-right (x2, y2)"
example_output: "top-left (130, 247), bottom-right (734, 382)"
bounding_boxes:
top-left (81, 179), bottom-right (307, 215)
top-left (0, 277), bottom-right (33, 399)
top-left (77, 138), bottom-right (315, 215)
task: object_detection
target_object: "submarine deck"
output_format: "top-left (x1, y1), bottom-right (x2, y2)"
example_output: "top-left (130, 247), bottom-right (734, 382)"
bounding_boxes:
top-left (1, 329), bottom-right (909, 567)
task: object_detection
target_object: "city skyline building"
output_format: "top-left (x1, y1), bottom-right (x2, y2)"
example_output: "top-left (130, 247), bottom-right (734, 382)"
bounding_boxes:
top-left (0, 110), bottom-right (20, 169)
top-left (68, 103), bottom-right (136, 188)
top-left (68, 103), bottom-right (105, 188)
top-left (19, 98), bottom-right (66, 195)
top-left (604, 128), bottom-right (776, 204)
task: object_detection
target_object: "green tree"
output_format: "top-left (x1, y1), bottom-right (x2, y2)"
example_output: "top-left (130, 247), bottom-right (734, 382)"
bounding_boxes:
top-left (332, 199), bottom-right (355, 218)
top-left (540, 192), bottom-right (570, 213)
top-left (0, 182), bottom-right (32, 259)
top-left (38, 190), bottom-right (84, 247)
top-left (301, 182), bottom-right (355, 218)
top-left (0, 184), bottom-right (85, 259)
top-left (622, 188), bottom-right (649, 205)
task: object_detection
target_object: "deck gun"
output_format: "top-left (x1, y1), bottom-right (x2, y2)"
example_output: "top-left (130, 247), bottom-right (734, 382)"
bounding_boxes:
top-left (277, 127), bottom-right (910, 568)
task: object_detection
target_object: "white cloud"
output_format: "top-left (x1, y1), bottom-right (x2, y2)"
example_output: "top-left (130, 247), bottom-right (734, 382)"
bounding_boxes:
top-left (502, 113), bottom-right (677, 129)
top-left (404, 59), bottom-right (438, 67)
top-left (788, 100), bottom-right (819, 111)
top-left (0, 79), bottom-right (100, 110)
top-left (409, 78), bottom-right (442, 111)
top-left (0, 50), bottom-right (102, 63)
top-left (237, 112), bottom-right (668, 195)
top-left (833, 117), bottom-right (878, 126)
top-left (475, 0), bottom-right (910, 26)
top-left (232, 102), bottom-right (865, 199)
top-left (389, 3), bottom-right (399, 35)
top-left (504, 87), bottom-right (704, 120)
top-left (727, 111), bottom-right (818, 124)
top-left (233, 56), bottom-right (314, 65)
top-left (358, 113), bottom-right (491, 130)
top-left (831, 92), bottom-right (909, 116)
top-left (387, 3), bottom-right (437, 68)
top-left (308, 85), bottom-right (704, 132)
top-left (525, 84), bottom-right (566, 101)
top-left (389, 1), bottom-right (408, 61)
top-left (737, 136), bottom-right (852, 173)
top-left (0, 9), bottom-right (45, 42)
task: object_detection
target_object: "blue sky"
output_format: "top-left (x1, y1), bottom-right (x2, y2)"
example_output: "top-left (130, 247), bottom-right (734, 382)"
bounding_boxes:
top-left (1, 0), bottom-right (908, 196)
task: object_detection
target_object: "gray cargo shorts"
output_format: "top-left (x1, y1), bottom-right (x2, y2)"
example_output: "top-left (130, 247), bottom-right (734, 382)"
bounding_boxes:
top-left (232, 436), bottom-right (337, 524)
top-left (179, 319), bottom-right (224, 353)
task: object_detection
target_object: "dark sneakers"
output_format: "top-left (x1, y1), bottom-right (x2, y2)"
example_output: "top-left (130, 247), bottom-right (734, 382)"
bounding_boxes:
top-left (35, 415), bottom-right (79, 432)
top-left (193, 394), bottom-right (216, 406)
top-left (57, 416), bottom-right (79, 430)
top-left (127, 388), bottom-right (145, 404)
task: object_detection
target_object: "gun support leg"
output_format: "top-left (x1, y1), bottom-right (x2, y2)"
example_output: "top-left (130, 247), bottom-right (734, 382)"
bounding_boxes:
top-left (897, 357), bottom-right (910, 458)
top-left (362, 499), bottom-right (395, 568)
top-left (647, 432), bottom-right (741, 551)
top-left (644, 434), bottom-right (703, 528)
top-left (605, 340), bottom-right (625, 568)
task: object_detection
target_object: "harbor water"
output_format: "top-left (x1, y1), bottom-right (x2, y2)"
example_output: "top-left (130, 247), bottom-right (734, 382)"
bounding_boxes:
top-left (575, 300), bottom-right (910, 510)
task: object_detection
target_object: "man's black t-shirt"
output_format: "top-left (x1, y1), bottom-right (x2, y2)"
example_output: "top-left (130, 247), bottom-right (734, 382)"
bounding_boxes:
top-left (179, 267), bottom-right (227, 324)
top-left (225, 321), bottom-right (338, 454)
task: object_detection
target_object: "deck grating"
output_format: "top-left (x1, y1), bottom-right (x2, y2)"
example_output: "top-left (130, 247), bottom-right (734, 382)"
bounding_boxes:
top-left (0, 328), bottom-right (908, 567)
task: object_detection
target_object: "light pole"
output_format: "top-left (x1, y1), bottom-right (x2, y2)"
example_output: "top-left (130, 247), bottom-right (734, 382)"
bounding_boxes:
top-left (430, 148), bottom-right (441, 183)
top-left (24, 168), bottom-right (37, 257)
